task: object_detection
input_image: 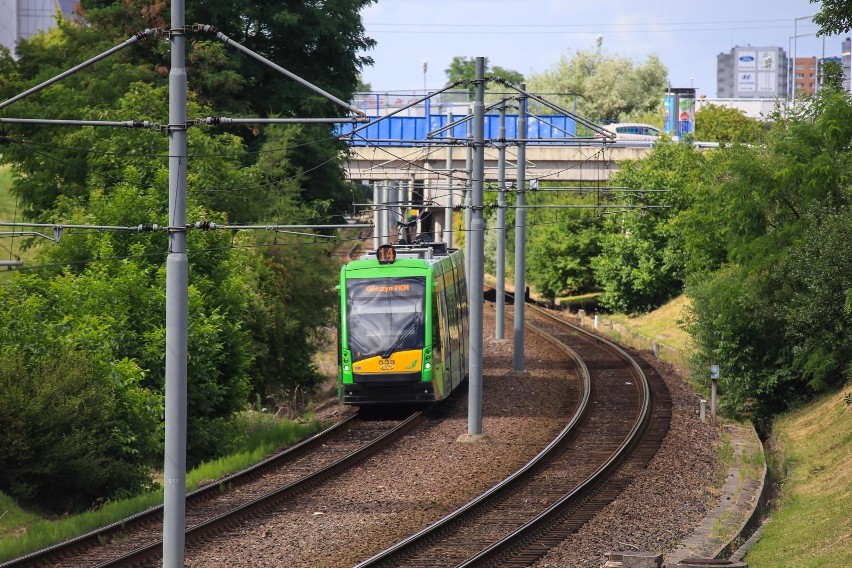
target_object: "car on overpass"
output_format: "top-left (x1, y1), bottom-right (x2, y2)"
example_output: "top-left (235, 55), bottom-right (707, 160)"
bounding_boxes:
top-left (597, 123), bottom-right (675, 142)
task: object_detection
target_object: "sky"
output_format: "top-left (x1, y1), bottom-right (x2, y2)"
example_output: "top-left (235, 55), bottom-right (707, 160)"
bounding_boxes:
top-left (358, 0), bottom-right (839, 98)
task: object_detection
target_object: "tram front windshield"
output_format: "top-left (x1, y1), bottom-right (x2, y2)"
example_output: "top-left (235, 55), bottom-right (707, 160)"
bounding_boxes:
top-left (346, 277), bottom-right (425, 360)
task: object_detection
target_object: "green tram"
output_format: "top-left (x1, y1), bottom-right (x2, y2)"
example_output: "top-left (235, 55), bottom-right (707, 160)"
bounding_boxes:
top-left (337, 242), bottom-right (469, 404)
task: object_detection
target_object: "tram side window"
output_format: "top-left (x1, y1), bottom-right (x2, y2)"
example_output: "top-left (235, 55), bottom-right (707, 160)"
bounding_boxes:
top-left (432, 283), bottom-right (442, 355)
top-left (454, 263), bottom-right (467, 346)
top-left (337, 304), bottom-right (342, 365)
top-left (443, 268), bottom-right (459, 352)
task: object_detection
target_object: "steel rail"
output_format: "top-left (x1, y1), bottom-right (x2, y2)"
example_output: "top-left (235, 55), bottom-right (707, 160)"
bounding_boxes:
top-left (458, 303), bottom-right (653, 567)
top-left (0, 414), bottom-right (360, 567)
top-left (96, 410), bottom-right (429, 567)
top-left (353, 316), bottom-right (593, 568)
top-left (354, 298), bottom-right (653, 567)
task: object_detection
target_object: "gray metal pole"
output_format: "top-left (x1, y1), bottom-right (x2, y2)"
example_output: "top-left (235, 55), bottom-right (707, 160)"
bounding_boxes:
top-left (163, 0), bottom-right (188, 565)
top-left (0, 117), bottom-right (155, 127)
top-left (793, 18), bottom-right (797, 106)
top-left (445, 109), bottom-right (453, 248)
top-left (711, 377), bottom-right (718, 421)
top-left (373, 181), bottom-right (382, 249)
top-left (202, 25), bottom-right (364, 118)
top-left (376, 181), bottom-right (382, 245)
top-left (464, 110), bottom-right (473, 294)
top-left (380, 181), bottom-right (389, 245)
top-left (495, 102), bottom-right (507, 340)
top-left (401, 178), bottom-right (409, 240)
top-left (468, 57), bottom-right (486, 436)
top-left (389, 181), bottom-right (399, 242)
top-left (513, 85), bottom-right (528, 372)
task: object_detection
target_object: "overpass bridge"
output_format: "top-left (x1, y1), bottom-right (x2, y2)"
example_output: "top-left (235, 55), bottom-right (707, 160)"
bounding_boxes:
top-left (345, 143), bottom-right (653, 185)
top-left (339, 96), bottom-right (670, 246)
top-left (345, 143), bottom-right (659, 249)
top-left (341, 94), bottom-right (656, 186)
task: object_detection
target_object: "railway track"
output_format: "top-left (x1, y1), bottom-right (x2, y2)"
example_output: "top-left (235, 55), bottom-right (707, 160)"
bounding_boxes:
top-left (354, 302), bottom-right (671, 568)
top-left (3, 409), bottom-right (428, 568)
top-left (1, 231), bottom-right (376, 567)
top-left (7, 297), bottom-right (673, 568)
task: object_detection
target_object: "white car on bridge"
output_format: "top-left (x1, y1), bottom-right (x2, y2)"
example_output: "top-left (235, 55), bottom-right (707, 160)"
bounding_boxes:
top-left (598, 123), bottom-right (675, 142)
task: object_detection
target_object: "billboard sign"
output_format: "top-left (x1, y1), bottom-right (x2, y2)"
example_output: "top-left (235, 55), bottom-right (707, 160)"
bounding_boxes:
top-left (738, 51), bottom-right (757, 70)
top-left (678, 94), bottom-right (695, 136)
top-left (758, 71), bottom-right (778, 93)
top-left (758, 50), bottom-right (777, 71)
top-left (738, 72), bottom-right (756, 93)
top-left (663, 93), bottom-right (676, 134)
top-left (662, 88), bottom-right (696, 138)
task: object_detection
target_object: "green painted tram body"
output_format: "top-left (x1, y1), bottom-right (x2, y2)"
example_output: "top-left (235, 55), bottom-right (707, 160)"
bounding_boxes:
top-left (337, 244), bottom-right (469, 404)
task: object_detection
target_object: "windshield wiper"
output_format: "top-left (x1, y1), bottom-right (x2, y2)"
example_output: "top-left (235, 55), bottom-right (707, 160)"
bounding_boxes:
top-left (379, 314), bottom-right (421, 359)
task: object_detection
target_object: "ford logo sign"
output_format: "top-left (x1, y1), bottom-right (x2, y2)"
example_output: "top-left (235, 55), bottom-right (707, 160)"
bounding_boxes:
top-left (739, 56), bottom-right (755, 62)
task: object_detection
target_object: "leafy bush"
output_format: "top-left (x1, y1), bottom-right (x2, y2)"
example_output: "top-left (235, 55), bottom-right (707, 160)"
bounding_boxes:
top-left (527, 213), bottom-right (601, 300)
top-left (694, 103), bottom-right (766, 144)
top-left (784, 207), bottom-right (852, 392)
top-left (249, 238), bottom-right (339, 401)
top-left (0, 348), bottom-right (156, 513)
top-left (591, 141), bottom-right (704, 313)
top-left (683, 265), bottom-right (803, 422)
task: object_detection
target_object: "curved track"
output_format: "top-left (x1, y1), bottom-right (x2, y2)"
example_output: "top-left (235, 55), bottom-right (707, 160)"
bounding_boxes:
top-left (354, 302), bottom-right (671, 568)
top-left (3, 409), bottom-right (427, 568)
top-left (6, 299), bottom-right (672, 568)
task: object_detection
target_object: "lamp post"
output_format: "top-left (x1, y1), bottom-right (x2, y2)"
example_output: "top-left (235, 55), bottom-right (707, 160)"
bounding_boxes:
top-left (792, 14), bottom-right (817, 106)
top-left (422, 61), bottom-right (427, 93)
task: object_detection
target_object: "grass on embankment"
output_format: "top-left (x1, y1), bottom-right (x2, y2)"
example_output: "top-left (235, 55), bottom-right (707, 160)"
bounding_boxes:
top-left (0, 412), bottom-right (326, 563)
top-left (569, 292), bottom-right (850, 565)
top-left (605, 295), bottom-right (692, 353)
top-left (744, 387), bottom-right (852, 568)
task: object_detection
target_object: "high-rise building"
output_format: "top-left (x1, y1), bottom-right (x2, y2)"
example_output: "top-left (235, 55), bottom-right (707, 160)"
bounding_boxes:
top-left (717, 46), bottom-right (788, 98)
top-left (791, 57), bottom-right (819, 94)
top-left (0, 0), bottom-right (77, 57)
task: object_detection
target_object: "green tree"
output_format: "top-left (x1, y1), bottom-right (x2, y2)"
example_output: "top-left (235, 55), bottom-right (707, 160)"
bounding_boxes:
top-left (29, 177), bottom-right (262, 467)
top-left (444, 56), bottom-right (525, 95)
top-left (526, 49), bottom-right (668, 123)
top-left (0, 21), bottom-right (159, 219)
top-left (0, 1), bottom-right (353, 510)
top-left (0, 347), bottom-right (157, 513)
top-left (812, 0), bottom-right (852, 36)
top-left (694, 103), bottom-right (766, 144)
top-left (591, 140), bottom-right (705, 312)
top-left (250, 239), bottom-right (338, 400)
top-left (81, 0), bottom-right (374, 219)
top-left (79, 0), bottom-right (376, 118)
top-left (525, 189), bottom-right (602, 300)
top-left (0, 81), bottom-right (340, 468)
top-left (0, 0), bottom-right (374, 221)
top-left (784, 208), bottom-right (852, 393)
top-left (683, 264), bottom-right (796, 422)
top-left (683, 80), bottom-right (852, 421)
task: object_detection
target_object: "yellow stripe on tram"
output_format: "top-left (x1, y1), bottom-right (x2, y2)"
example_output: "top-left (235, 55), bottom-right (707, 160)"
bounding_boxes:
top-left (353, 349), bottom-right (422, 374)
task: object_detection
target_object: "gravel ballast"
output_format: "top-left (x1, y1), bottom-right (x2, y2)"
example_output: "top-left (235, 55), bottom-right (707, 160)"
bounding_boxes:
top-left (182, 303), bottom-right (720, 567)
